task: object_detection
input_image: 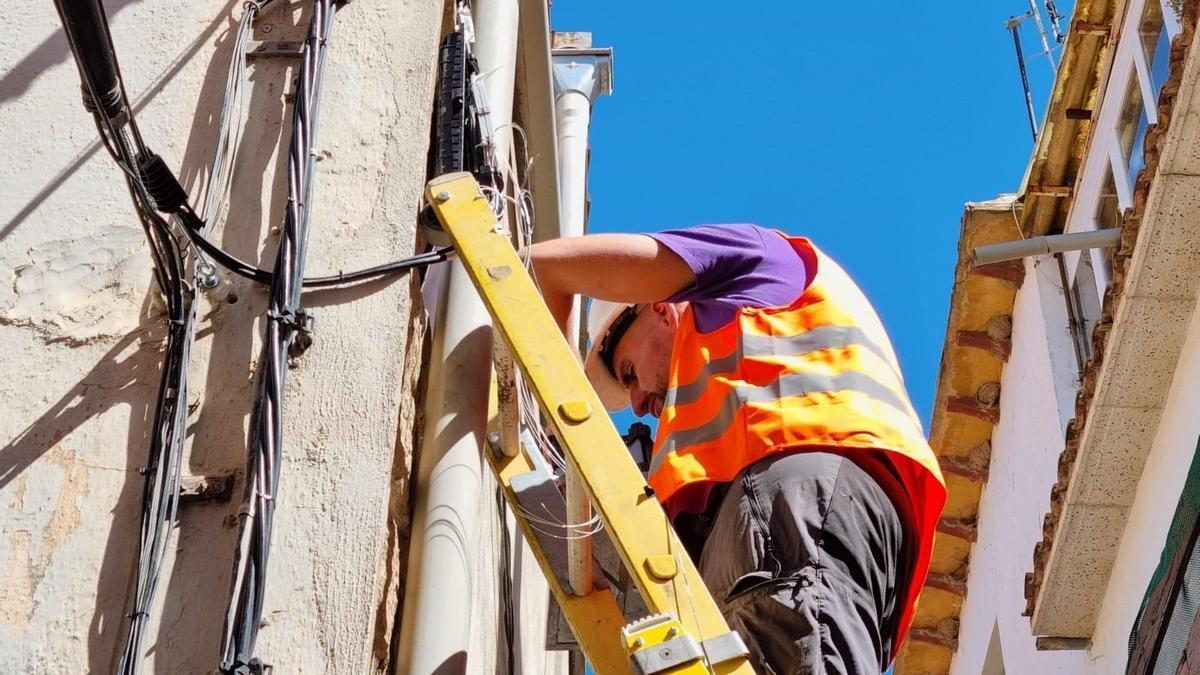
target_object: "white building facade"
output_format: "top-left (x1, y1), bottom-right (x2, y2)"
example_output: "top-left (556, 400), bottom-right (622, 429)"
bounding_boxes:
top-left (908, 1), bottom-right (1200, 673)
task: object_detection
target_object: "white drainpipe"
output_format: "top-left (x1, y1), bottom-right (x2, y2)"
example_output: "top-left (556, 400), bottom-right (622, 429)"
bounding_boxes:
top-left (552, 44), bottom-right (613, 348)
top-left (396, 1), bottom-right (519, 672)
top-left (552, 43), bottom-right (612, 596)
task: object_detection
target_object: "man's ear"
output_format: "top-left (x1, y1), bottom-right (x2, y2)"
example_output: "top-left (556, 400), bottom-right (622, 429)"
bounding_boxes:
top-left (650, 301), bottom-right (679, 327)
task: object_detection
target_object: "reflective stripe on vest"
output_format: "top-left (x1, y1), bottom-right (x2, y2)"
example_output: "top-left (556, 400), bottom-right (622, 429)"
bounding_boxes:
top-left (664, 324), bottom-right (904, 409)
top-left (653, 366), bottom-right (921, 475)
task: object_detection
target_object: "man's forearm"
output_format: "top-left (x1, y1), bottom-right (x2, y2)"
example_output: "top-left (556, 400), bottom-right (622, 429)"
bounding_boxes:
top-left (529, 233), bottom-right (696, 332)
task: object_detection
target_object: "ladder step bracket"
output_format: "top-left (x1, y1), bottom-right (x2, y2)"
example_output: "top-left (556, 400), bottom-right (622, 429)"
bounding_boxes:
top-left (558, 400), bottom-right (593, 424)
top-left (701, 632), bottom-right (751, 669)
top-left (510, 467), bottom-right (607, 592)
top-left (623, 614), bottom-right (707, 675)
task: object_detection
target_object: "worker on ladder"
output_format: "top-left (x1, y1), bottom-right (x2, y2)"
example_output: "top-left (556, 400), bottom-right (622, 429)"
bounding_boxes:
top-left (530, 224), bottom-right (947, 674)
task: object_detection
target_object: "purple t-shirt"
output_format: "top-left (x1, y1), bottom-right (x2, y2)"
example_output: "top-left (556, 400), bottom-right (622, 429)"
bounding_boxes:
top-left (650, 224), bottom-right (809, 333)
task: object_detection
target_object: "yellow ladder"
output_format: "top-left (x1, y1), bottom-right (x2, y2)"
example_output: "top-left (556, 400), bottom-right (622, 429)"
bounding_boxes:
top-left (426, 173), bottom-right (755, 675)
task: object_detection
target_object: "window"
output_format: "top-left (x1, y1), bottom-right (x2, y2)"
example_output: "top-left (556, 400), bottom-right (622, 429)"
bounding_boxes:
top-left (1095, 165), bottom-right (1122, 232)
top-left (1117, 71), bottom-right (1150, 187)
top-left (1127, 437), bottom-right (1200, 673)
top-left (1142, 0), bottom-right (1171, 94)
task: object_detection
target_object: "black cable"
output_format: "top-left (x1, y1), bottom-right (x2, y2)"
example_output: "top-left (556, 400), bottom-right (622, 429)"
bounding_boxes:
top-left (51, 2), bottom-right (195, 673)
top-left (496, 487), bottom-right (516, 675)
top-left (300, 248), bottom-right (452, 287)
top-left (174, 206), bottom-right (452, 287)
top-left (55, 0), bottom-right (124, 117)
top-left (139, 149), bottom-right (451, 287)
top-left (219, 3), bottom-right (337, 670)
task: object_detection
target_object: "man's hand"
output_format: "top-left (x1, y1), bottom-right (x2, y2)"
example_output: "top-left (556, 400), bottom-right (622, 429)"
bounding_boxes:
top-left (527, 234), bottom-right (696, 333)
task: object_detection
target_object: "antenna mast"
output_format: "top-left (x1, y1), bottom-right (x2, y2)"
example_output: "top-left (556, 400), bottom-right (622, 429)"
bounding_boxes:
top-left (1005, 2), bottom-right (1065, 142)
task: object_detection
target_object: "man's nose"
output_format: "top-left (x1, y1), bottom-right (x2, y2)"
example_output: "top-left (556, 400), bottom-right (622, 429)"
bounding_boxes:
top-left (630, 385), bottom-right (649, 417)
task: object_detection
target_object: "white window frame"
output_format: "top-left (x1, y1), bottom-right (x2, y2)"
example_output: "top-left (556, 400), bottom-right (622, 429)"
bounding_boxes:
top-left (1061, 0), bottom-right (1176, 298)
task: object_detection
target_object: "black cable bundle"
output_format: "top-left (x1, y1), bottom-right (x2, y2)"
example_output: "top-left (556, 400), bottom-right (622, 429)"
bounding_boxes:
top-left (424, 25), bottom-right (503, 237)
top-left (50, 1), bottom-right (449, 671)
top-left (50, 2), bottom-right (193, 673)
top-left (55, 0), bottom-right (124, 117)
top-left (218, 2), bottom-right (336, 671)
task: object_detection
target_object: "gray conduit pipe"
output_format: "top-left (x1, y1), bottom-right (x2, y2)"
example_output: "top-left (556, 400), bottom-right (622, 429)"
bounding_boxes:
top-left (395, 0), bottom-right (519, 672)
top-left (972, 228), bottom-right (1122, 266)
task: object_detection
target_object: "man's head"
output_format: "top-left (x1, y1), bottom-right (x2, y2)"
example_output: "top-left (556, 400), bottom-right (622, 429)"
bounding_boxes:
top-left (584, 300), bottom-right (682, 417)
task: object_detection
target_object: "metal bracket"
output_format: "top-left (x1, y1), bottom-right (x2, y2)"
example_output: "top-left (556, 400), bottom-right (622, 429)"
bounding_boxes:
top-left (701, 631), bottom-right (750, 667)
top-left (631, 636), bottom-right (704, 674)
top-left (247, 40), bottom-right (304, 58)
top-left (179, 474), bottom-right (236, 504)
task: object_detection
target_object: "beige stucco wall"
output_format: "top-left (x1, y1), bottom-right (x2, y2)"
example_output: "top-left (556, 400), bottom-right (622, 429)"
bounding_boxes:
top-left (0, 0), bottom-right (443, 671)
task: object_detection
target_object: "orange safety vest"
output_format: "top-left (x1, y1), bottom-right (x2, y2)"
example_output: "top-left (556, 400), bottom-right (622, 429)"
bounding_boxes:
top-left (648, 235), bottom-right (946, 655)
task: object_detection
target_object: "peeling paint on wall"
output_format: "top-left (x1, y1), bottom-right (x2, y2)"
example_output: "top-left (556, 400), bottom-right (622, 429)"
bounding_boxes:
top-left (0, 447), bottom-right (88, 634)
top-left (0, 227), bottom-right (148, 346)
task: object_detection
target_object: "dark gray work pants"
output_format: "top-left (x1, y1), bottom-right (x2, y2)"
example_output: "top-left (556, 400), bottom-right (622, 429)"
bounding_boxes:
top-left (679, 452), bottom-right (906, 675)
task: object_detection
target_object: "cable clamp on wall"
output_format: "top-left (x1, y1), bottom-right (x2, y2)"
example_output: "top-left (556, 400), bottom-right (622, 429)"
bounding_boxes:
top-left (269, 308), bottom-right (315, 359)
top-left (227, 656), bottom-right (273, 675)
top-left (266, 308), bottom-right (312, 331)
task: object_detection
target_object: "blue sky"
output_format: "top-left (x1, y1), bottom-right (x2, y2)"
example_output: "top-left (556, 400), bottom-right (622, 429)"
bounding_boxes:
top-left (553, 1), bottom-right (1067, 434)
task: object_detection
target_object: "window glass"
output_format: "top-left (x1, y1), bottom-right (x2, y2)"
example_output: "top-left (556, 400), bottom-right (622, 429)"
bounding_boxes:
top-left (1095, 164), bottom-right (1120, 276)
top-left (1143, 0), bottom-right (1171, 94)
top-left (1117, 72), bottom-right (1149, 187)
top-left (1071, 254), bottom-right (1101, 361)
top-left (1096, 164), bottom-right (1121, 230)
top-left (1165, 0), bottom-right (1184, 24)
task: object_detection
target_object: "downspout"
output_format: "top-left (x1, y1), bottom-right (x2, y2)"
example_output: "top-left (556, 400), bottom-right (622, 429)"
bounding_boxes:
top-left (551, 41), bottom-right (612, 596)
top-left (395, 1), bottom-right (519, 672)
top-left (551, 41), bottom-right (613, 348)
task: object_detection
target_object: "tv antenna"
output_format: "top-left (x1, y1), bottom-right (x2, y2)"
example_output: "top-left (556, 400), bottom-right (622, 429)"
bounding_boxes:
top-left (1006, 1), bottom-right (1065, 141)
